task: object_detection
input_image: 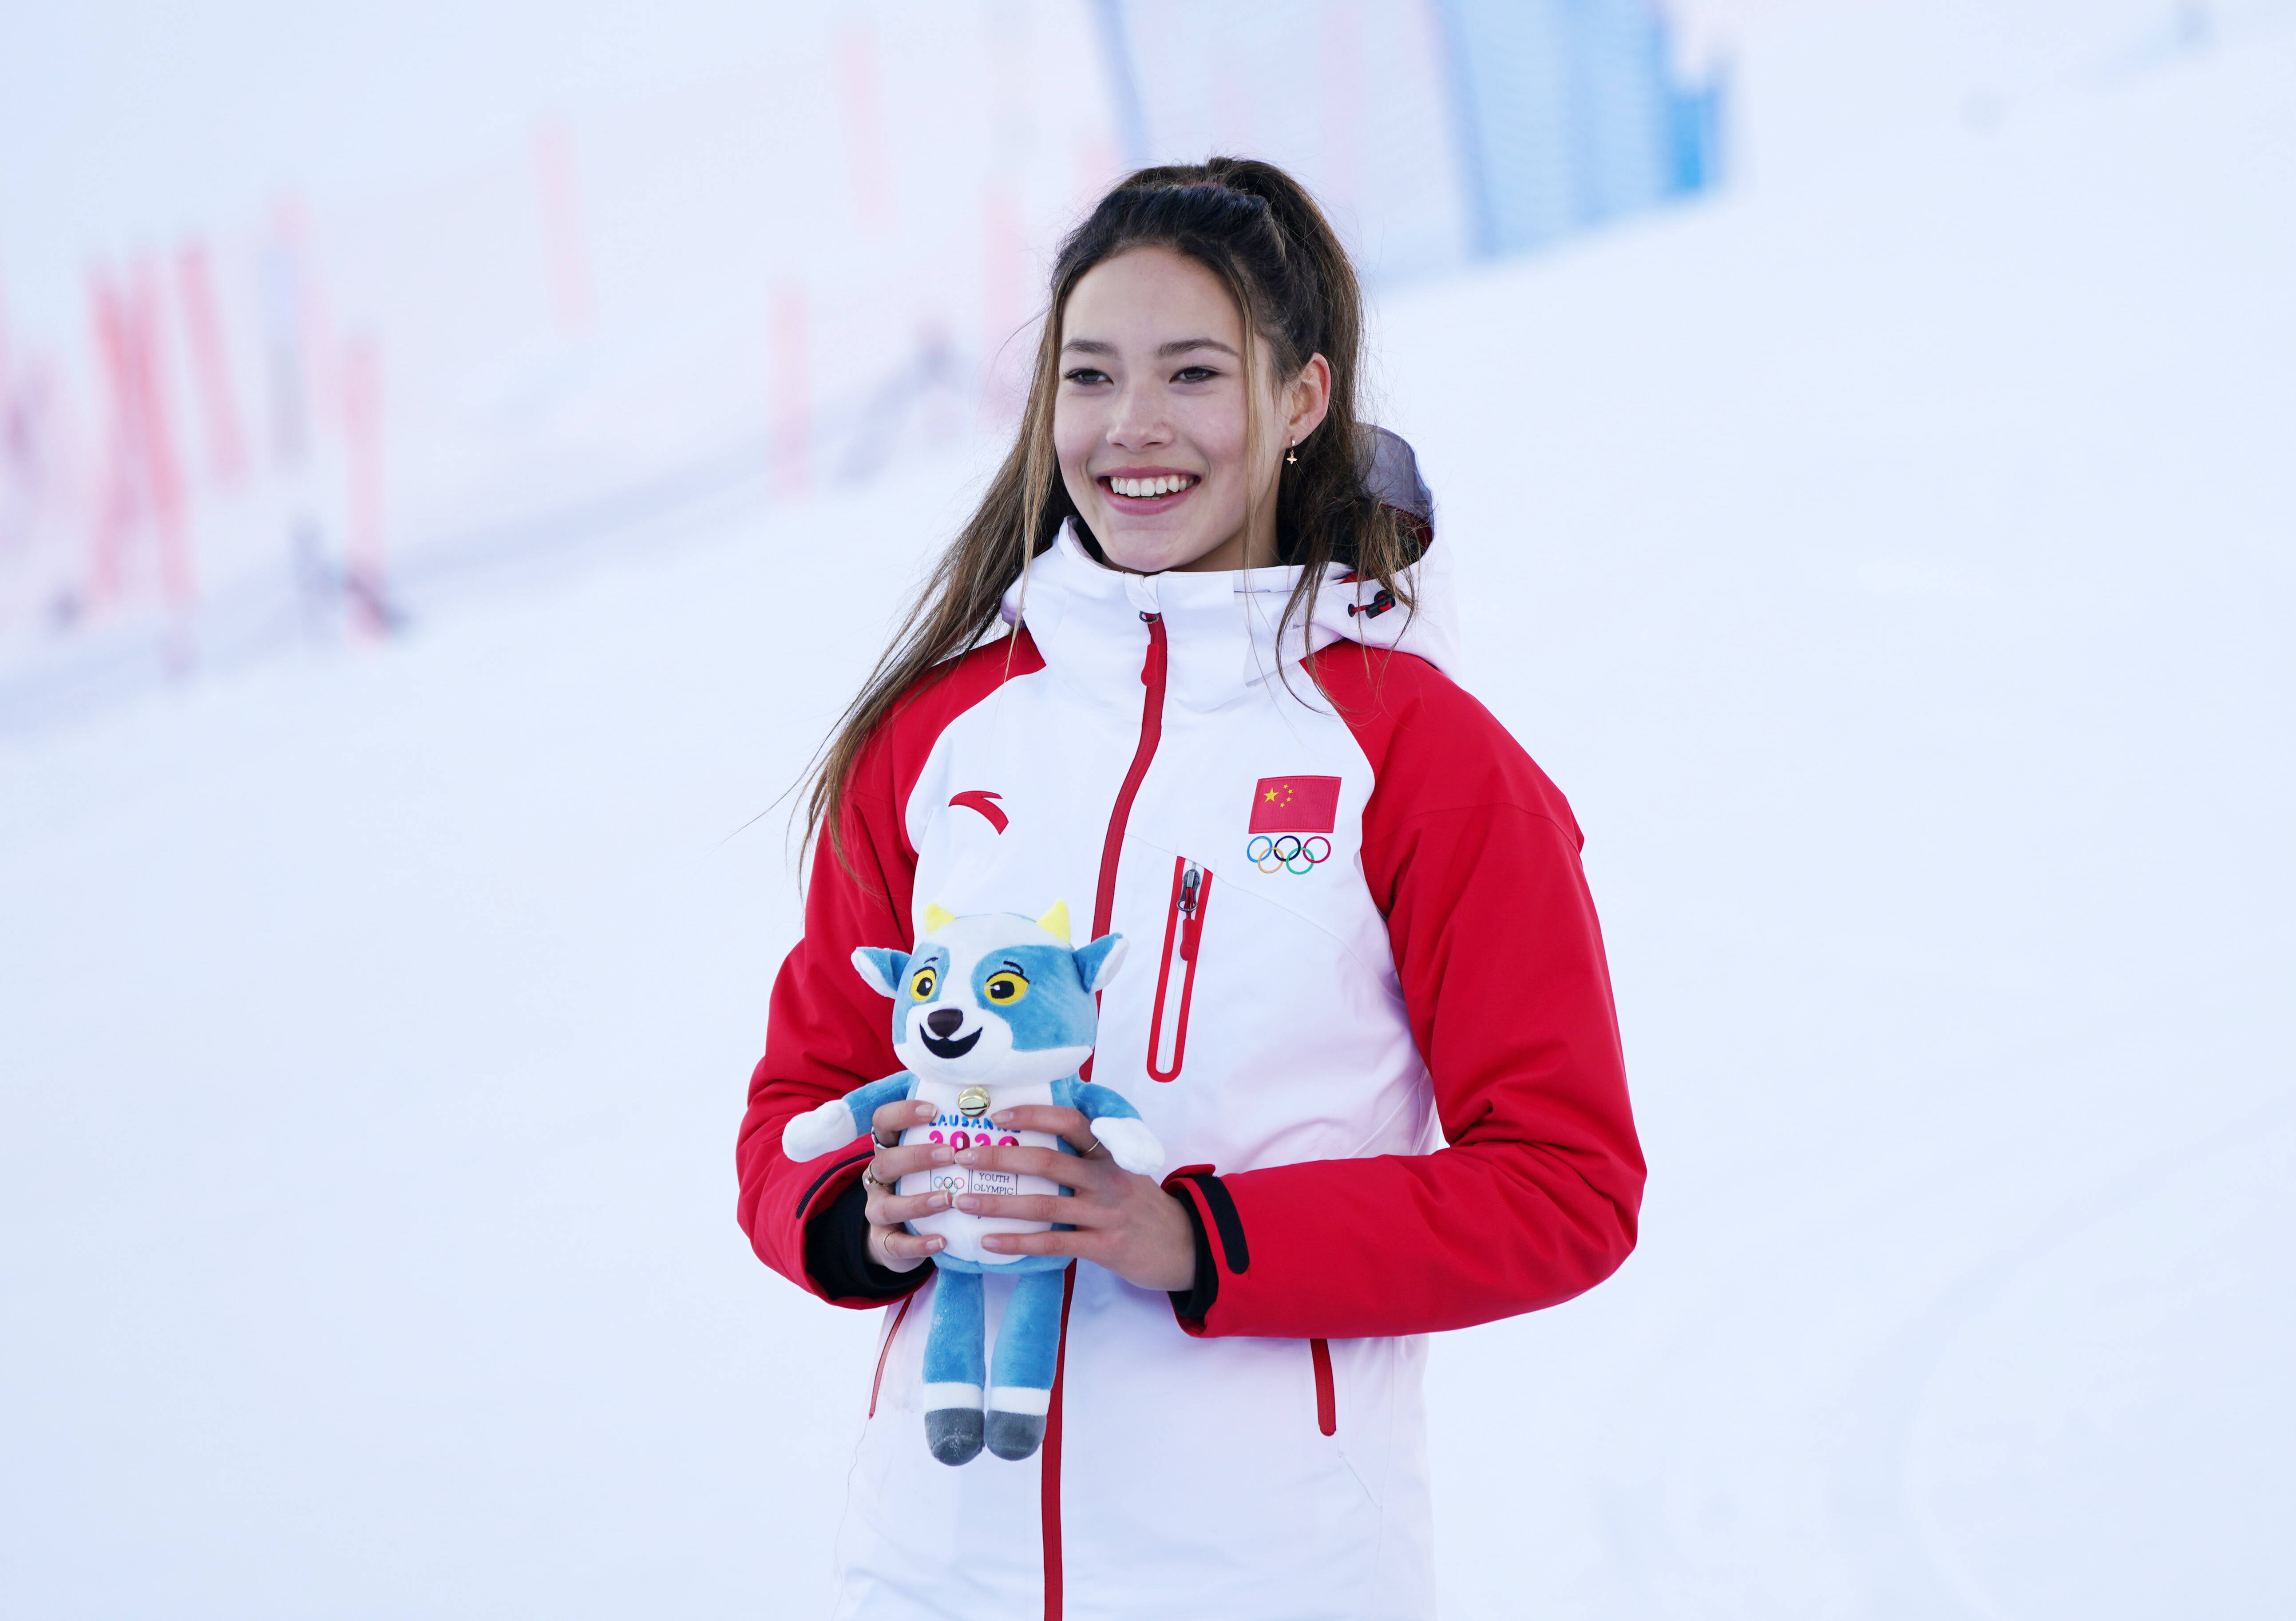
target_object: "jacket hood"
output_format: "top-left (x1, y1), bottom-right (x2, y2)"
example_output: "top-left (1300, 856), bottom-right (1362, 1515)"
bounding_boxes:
top-left (999, 429), bottom-right (1459, 713)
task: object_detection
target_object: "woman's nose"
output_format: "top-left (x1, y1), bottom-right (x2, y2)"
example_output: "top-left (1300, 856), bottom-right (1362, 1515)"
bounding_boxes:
top-left (1107, 384), bottom-right (1171, 448)
top-left (926, 1008), bottom-right (965, 1037)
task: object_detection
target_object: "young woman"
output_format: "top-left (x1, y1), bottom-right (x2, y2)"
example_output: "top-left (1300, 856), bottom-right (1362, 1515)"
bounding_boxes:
top-left (737, 158), bottom-right (1643, 1621)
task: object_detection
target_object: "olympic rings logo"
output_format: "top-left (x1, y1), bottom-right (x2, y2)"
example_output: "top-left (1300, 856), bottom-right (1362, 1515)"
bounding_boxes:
top-left (1247, 833), bottom-right (1332, 875)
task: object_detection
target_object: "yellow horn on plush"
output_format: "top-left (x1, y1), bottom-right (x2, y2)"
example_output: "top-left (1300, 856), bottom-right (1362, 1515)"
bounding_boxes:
top-left (1037, 900), bottom-right (1072, 943)
top-left (922, 902), bottom-right (954, 935)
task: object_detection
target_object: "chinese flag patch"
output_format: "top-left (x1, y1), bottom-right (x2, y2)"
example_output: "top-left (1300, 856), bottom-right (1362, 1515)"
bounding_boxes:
top-left (1249, 775), bottom-right (1341, 834)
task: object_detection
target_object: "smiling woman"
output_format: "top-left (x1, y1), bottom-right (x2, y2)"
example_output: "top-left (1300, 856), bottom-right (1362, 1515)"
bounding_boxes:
top-left (738, 157), bottom-right (1643, 1621)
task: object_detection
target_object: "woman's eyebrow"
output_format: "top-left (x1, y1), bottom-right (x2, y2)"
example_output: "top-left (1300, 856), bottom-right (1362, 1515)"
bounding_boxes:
top-left (1059, 336), bottom-right (1238, 358)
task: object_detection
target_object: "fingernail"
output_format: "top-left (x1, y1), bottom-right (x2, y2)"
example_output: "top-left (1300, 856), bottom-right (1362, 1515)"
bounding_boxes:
top-left (925, 1236), bottom-right (943, 1249)
top-left (929, 1192), bottom-right (949, 1210)
top-left (931, 1146), bottom-right (953, 1164)
top-left (954, 1195), bottom-right (977, 1213)
top-left (955, 1149), bottom-right (977, 1165)
top-left (914, 1102), bottom-right (934, 1118)
top-left (990, 1112), bottom-right (1011, 1127)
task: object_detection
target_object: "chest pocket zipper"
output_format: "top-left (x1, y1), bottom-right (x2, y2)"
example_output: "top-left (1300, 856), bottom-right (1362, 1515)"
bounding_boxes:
top-left (1147, 856), bottom-right (1213, 1083)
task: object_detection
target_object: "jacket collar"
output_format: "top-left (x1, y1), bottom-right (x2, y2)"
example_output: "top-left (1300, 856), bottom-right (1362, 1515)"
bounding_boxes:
top-left (999, 521), bottom-right (1458, 716)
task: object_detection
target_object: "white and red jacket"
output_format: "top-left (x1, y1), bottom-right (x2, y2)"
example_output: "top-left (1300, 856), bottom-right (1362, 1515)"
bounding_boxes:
top-left (738, 518), bottom-right (1643, 1621)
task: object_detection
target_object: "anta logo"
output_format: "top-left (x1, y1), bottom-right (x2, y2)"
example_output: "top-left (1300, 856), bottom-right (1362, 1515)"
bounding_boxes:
top-left (949, 790), bottom-right (1008, 833)
top-left (1247, 775), bottom-right (1339, 874)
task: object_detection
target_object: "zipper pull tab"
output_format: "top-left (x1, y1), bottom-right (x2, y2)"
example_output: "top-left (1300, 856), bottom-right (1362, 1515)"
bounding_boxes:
top-left (1179, 863), bottom-right (1203, 961)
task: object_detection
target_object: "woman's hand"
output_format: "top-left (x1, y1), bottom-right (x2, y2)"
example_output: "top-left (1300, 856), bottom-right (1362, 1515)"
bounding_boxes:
top-left (858, 1101), bottom-right (1198, 1293)
top-left (860, 1099), bottom-right (954, 1273)
top-left (957, 1105), bottom-right (1198, 1293)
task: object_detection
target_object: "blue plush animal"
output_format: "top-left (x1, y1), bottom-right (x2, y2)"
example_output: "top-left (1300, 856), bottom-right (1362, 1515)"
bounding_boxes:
top-left (781, 901), bottom-right (1163, 1465)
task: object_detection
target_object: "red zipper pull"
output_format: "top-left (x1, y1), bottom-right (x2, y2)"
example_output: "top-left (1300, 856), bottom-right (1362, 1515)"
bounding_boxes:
top-left (1179, 863), bottom-right (1205, 961)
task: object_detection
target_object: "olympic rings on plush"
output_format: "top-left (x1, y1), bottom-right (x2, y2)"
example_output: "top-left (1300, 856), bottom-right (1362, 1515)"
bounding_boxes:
top-left (1245, 833), bottom-right (1333, 875)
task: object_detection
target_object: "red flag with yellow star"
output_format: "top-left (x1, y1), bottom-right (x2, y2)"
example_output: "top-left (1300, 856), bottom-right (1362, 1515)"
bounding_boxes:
top-left (1248, 775), bottom-right (1341, 834)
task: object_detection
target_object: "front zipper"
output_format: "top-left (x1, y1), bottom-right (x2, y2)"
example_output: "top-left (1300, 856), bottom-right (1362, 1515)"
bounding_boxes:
top-left (1147, 855), bottom-right (1213, 1082)
top-left (1081, 611), bottom-right (1168, 1084)
top-left (1091, 611), bottom-right (1168, 936)
top-left (1040, 610), bottom-right (1166, 1620)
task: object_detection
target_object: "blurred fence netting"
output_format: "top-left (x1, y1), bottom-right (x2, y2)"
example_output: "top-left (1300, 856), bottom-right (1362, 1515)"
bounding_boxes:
top-left (0, 0), bottom-right (1721, 735)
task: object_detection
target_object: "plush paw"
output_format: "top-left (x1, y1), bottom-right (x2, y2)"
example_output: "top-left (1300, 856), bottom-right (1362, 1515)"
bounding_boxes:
top-left (781, 1097), bottom-right (859, 1162)
top-left (1091, 1115), bottom-right (1164, 1178)
top-left (985, 1409), bottom-right (1046, 1461)
top-left (926, 1407), bottom-right (986, 1466)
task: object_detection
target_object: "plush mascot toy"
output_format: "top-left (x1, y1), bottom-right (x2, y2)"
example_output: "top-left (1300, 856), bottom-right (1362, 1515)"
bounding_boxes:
top-left (781, 901), bottom-right (1163, 1465)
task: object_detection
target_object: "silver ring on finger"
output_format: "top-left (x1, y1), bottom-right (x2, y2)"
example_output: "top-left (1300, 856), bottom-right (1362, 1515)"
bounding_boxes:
top-left (1079, 1137), bottom-right (1103, 1159)
top-left (862, 1162), bottom-right (889, 1192)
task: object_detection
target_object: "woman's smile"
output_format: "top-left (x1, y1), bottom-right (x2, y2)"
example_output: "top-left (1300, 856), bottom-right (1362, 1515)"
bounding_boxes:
top-left (1097, 467), bottom-right (1203, 511)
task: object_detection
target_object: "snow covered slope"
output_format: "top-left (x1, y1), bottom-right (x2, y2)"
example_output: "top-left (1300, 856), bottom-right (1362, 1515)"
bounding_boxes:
top-left (4, 21), bottom-right (2291, 1621)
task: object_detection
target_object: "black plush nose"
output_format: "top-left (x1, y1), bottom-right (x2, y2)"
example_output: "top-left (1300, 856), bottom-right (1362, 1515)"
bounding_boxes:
top-left (926, 1008), bottom-right (965, 1038)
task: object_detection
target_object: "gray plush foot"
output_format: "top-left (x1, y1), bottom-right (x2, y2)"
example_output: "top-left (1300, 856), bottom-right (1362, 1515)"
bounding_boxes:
top-left (926, 1408), bottom-right (984, 1466)
top-left (985, 1409), bottom-right (1046, 1461)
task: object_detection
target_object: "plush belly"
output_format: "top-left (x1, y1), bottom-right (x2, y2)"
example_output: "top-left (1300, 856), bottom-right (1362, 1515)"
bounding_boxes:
top-left (895, 1077), bottom-right (1061, 1266)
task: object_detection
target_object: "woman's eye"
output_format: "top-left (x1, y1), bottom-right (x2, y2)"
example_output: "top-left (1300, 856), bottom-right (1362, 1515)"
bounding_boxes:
top-left (910, 970), bottom-right (937, 1000)
top-left (1063, 368), bottom-right (1110, 386)
top-left (983, 972), bottom-right (1028, 1004)
top-left (1172, 365), bottom-right (1219, 384)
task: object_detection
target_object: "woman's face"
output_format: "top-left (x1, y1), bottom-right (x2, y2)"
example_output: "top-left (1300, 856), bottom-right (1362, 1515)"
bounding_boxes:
top-left (1053, 245), bottom-right (1329, 575)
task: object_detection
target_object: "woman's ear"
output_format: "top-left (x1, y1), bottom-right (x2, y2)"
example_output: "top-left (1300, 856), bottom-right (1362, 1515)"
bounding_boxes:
top-left (1286, 353), bottom-right (1334, 448)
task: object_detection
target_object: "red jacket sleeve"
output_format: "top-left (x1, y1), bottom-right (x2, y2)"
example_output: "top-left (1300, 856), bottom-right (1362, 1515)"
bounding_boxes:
top-left (1168, 647), bottom-right (1645, 1338)
top-left (735, 634), bottom-right (1044, 1306)
top-left (735, 783), bottom-right (920, 1306)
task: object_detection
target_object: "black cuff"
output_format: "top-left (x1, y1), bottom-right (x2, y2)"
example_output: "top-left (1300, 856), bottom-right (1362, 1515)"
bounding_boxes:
top-left (1167, 1186), bottom-right (1219, 1323)
top-left (804, 1176), bottom-right (925, 1301)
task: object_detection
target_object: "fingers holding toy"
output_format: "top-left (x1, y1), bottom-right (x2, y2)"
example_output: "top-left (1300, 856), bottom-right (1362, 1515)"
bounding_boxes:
top-left (866, 1160), bottom-right (949, 1225)
top-left (992, 1103), bottom-right (1164, 1177)
top-left (864, 1162), bottom-right (950, 1270)
top-left (868, 1211), bottom-right (945, 1271)
top-left (861, 1099), bottom-right (957, 1273)
top-left (986, 1104), bottom-right (1103, 1159)
top-left (865, 1137), bottom-right (955, 1198)
top-left (956, 1141), bottom-right (1197, 1293)
top-left (951, 1137), bottom-right (1107, 1194)
top-left (870, 1097), bottom-right (938, 1147)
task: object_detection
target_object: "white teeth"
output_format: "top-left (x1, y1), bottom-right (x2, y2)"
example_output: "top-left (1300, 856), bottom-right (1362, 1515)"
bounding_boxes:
top-left (1112, 475), bottom-right (1192, 498)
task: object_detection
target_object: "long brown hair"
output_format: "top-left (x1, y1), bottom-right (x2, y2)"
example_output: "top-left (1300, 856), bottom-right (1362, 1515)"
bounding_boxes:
top-left (802, 156), bottom-right (1417, 868)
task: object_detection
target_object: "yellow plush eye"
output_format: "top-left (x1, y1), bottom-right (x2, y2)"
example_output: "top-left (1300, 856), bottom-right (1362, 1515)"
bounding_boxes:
top-left (983, 971), bottom-right (1029, 1004)
top-left (909, 968), bottom-right (938, 1000)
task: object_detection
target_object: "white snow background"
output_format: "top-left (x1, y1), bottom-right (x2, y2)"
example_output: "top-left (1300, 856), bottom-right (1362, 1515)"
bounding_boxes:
top-left (4, 5), bottom-right (2294, 1619)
